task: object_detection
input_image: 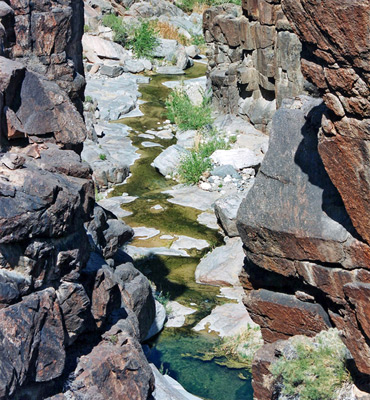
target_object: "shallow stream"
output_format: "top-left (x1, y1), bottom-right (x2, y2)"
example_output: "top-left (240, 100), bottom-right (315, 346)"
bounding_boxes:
top-left (112, 63), bottom-right (253, 400)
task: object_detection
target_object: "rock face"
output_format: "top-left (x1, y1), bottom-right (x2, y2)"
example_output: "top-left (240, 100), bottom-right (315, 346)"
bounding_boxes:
top-left (238, 94), bottom-right (370, 379)
top-left (0, 6), bottom-right (156, 400)
top-left (203, 0), bottom-right (305, 132)
top-left (236, 0), bottom-right (370, 384)
top-left (0, 0), bottom-right (85, 109)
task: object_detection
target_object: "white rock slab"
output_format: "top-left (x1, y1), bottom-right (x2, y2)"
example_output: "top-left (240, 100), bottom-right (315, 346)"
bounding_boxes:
top-left (166, 301), bottom-right (196, 328)
top-left (83, 34), bottom-right (129, 61)
top-left (195, 237), bottom-right (244, 287)
top-left (211, 148), bottom-right (264, 170)
top-left (139, 133), bottom-right (155, 139)
top-left (152, 145), bottom-right (188, 176)
top-left (170, 235), bottom-right (209, 251)
top-left (163, 184), bottom-right (223, 211)
top-left (160, 235), bottom-right (174, 240)
top-left (145, 300), bottom-right (166, 340)
top-left (98, 196), bottom-right (133, 219)
top-left (197, 212), bottom-right (219, 230)
top-left (193, 302), bottom-right (256, 337)
top-left (151, 364), bottom-right (202, 400)
top-left (152, 204), bottom-right (164, 211)
top-left (133, 227), bottom-right (161, 240)
top-left (124, 245), bottom-right (189, 259)
top-left (218, 286), bottom-right (246, 302)
top-left (142, 141), bottom-right (164, 148)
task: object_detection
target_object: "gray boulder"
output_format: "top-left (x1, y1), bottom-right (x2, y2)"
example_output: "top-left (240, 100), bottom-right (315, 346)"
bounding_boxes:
top-left (100, 64), bottom-right (124, 78)
top-left (185, 45), bottom-right (200, 59)
top-left (123, 59), bottom-right (145, 74)
top-left (211, 164), bottom-right (240, 179)
top-left (86, 205), bottom-right (134, 259)
top-left (153, 38), bottom-right (179, 58)
top-left (195, 237), bottom-right (245, 287)
top-left (215, 193), bottom-right (244, 237)
top-left (152, 144), bottom-right (189, 176)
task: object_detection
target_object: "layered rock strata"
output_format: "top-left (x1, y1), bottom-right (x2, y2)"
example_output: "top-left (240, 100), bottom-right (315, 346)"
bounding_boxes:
top-left (0, 0), bottom-right (85, 110)
top-left (237, 0), bottom-right (370, 392)
top-left (203, 0), bottom-right (305, 132)
top-left (0, 1), bottom-right (156, 398)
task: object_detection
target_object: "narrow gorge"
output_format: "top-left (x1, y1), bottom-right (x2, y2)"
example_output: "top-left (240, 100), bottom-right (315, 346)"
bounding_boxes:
top-left (0, 0), bottom-right (370, 399)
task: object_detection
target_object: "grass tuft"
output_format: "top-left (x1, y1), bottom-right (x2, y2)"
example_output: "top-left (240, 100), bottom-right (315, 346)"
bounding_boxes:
top-left (102, 14), bottom-right (127, 46)
top-left (178, 137), bottom-right (229, 184)
top-left (165, 87), bottom-right (212, 130)
top-left (129, 21), bottom-right (159, 59)
top-left (271, 329), bottom-right (350, 400)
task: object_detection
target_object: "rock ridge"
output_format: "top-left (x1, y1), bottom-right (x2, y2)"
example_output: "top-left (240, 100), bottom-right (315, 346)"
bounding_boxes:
top-left (235, 0), bottom-right (370, 395)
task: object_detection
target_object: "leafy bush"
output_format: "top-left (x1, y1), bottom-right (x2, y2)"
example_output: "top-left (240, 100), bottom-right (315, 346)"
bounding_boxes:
top-left (102, 14), bottom-right (127, 46)
top-left (99, 153), bottom-right (107, 161)
top-left (128, 21), bottom-right (159, 58)
top-left (165, 88), bottom-right (212, 130)
top-left (271, 329), bottom-right (350, 400)
top-left (178, 137), bottom-right (229, 184)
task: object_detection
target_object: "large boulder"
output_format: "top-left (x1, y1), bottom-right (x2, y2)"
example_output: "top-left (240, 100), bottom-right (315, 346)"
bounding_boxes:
top-left (0, 289), bottom-right (66, 399)
top-left (237, 95), bottom-right (370, 375)
top-left (1, 0), bottom-right (85, 107)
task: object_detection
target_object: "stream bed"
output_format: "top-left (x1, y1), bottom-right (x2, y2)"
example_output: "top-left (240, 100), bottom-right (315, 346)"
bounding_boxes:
top-left (111, 63), bottom-right (253, 400)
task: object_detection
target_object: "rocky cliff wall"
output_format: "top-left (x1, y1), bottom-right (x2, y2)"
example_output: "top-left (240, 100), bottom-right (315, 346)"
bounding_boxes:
top-left (0, 1), bottom-right (156, 398)
top-left (0, 0), bottom-right (85, 111)
top-left (236, 0), bottom-right (370, 393)
top-left (203, 0), bottom-right (306, 132)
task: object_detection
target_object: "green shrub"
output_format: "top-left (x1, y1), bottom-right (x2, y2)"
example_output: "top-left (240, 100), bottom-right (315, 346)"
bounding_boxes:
top-left (192, 34), bottom-right (206, 47)
top-left (128, 21), bottom-right (159, 58)
top-left (165, 88), bottom-right (212, 130)
top-left (102, 14), bottom-right (127, 46)
top-left (271, 329), bottom-right (350, 400)
top-left (85, 95), bottom-right (93, 103)
top-left (99, 153), bottom-right (107, 161)
top-left (178, 137), bottom-right (229, 184)
top-left (84, 24), bottom-right (90, 33)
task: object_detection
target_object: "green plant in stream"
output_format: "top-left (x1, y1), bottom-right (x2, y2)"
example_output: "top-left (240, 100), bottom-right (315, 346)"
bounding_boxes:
top-left (165, 87), bottom-right (212, 130)
top-left (102, 14), bottom-right (127, 46)
top-left (183, 324), bottom-right (263, 370)
top-left (154, 290), bottom-right (171, 308)
top-left (271, 329), bottom-right (350, 400)
top-left (128, 21), bottom-right (159, 58)
top-left (178, 136), bottom-right (229, 184)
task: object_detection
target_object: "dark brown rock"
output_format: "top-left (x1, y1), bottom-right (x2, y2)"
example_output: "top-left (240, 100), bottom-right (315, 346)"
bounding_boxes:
top-left (204, 0), bottom-right (305, 131)
top-left (86, 205), bottom-right (134, 259)
top-left (246, 289), bottom-right (331, 342)
top-left (67, 330), bottom-right (154, 400)
top-left (0, 288), bottom-right (65, 399)
top-left (1, 0), bottom-right (85, 108)
top-left (282, 0), bottom-right (370, 247)
top-left (57, 282), bottom-right (91, 345)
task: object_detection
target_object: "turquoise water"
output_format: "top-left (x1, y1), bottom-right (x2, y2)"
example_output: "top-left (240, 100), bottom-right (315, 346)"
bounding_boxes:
top-left (114, 64), bottom-right (253, 400)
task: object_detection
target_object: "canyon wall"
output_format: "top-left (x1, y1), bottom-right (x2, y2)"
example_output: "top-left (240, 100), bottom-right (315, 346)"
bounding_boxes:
top-left (203, 0), bottom-right (306, 132)
top-left (236, 0), bottom-right (370, 394)
top-left (0, 1), bottom-right (155, 398)
top-left (0, 0), bottom-right (85, 111)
